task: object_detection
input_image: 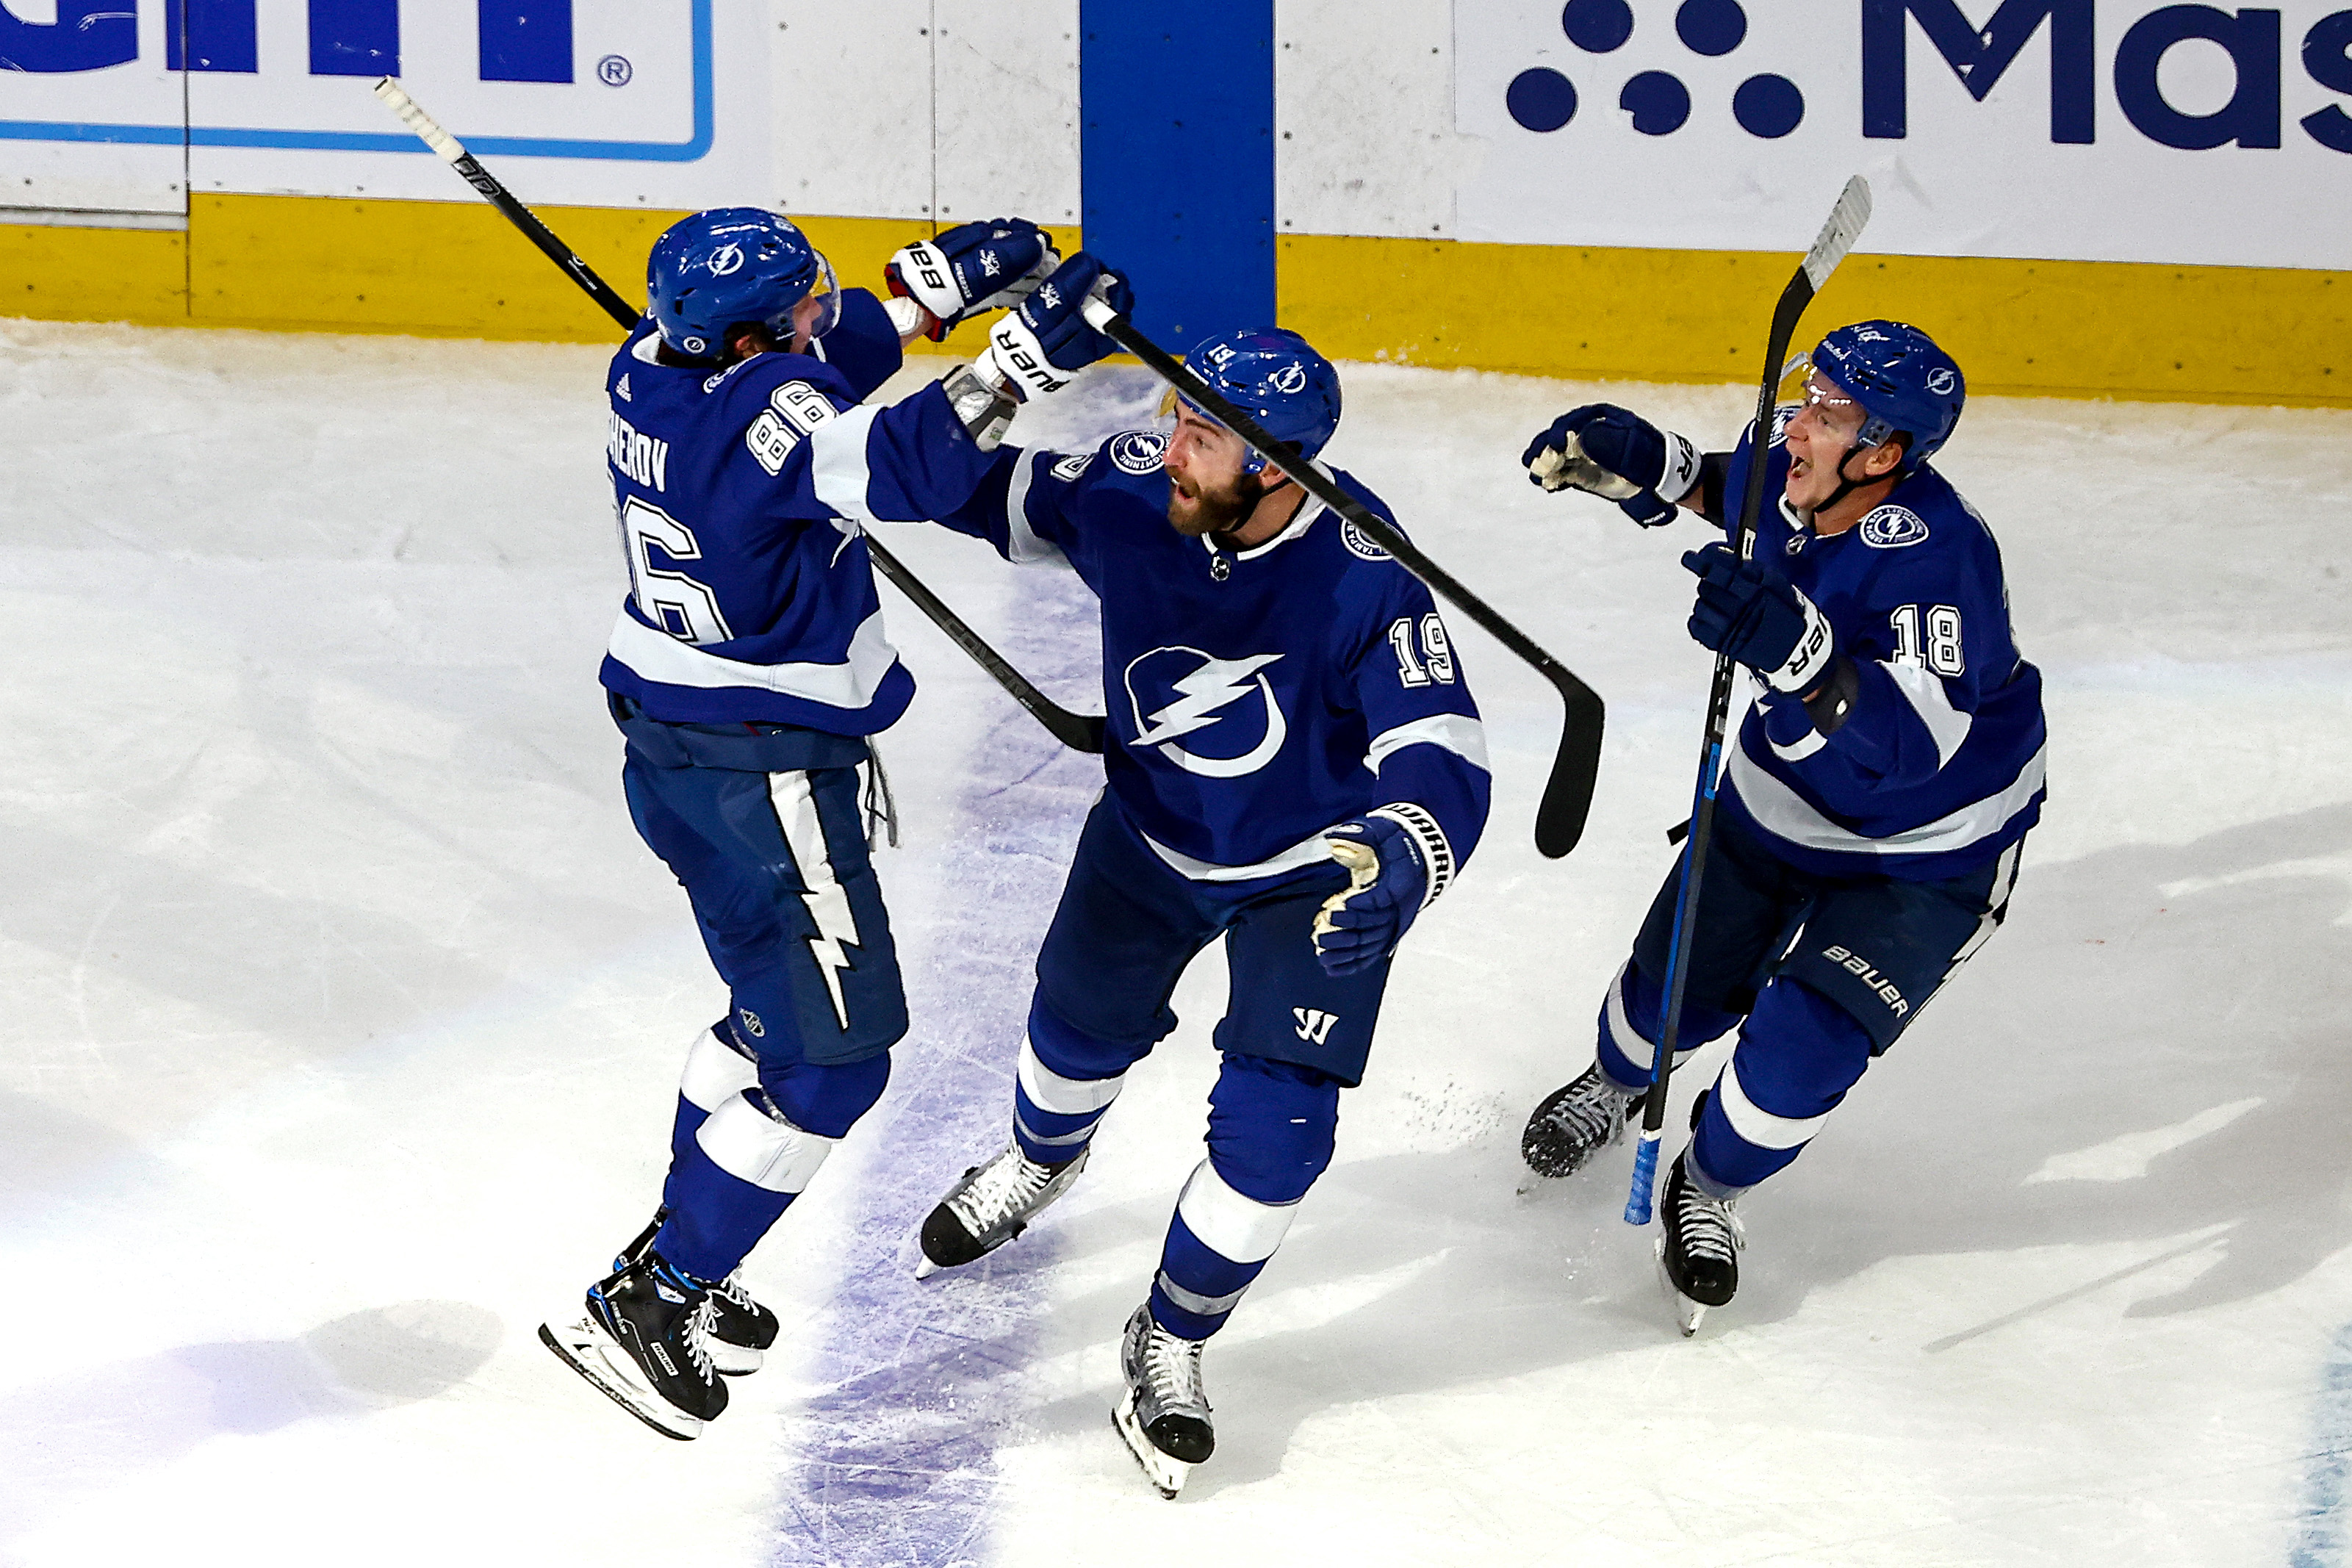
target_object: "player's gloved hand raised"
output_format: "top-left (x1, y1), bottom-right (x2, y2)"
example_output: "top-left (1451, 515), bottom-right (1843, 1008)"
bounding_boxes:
top-left (885, 218), bottom-right (1061, 342)
top-left (977, 252), bottom-right (1133, 400)
top-left (1310, 813), bottom-right (1430, 978)
top-left (1682, 542), bottom-right (1835, 694)
top-left (1523, 404), bottom-right (1702, 528)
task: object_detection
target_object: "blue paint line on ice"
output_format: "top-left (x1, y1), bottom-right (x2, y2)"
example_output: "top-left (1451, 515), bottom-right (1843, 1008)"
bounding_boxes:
top-left (768, 567), bottom-right (1103, 1567)
top-left (2291, 1321), bottom-right (2352, 1567)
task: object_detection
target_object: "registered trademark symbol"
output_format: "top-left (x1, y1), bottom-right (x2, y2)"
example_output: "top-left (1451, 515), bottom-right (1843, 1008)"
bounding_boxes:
top-left (597, 54), bottom-right (633, 87)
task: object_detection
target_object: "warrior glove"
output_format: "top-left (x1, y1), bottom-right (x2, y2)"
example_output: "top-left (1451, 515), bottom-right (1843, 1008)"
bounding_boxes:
top-left (1312, 811), bottom-right (1441, 978)
top-left (885, 218), bottom-right (1061, 342)
top-left (1523, 403), bottom-right (1702, 528)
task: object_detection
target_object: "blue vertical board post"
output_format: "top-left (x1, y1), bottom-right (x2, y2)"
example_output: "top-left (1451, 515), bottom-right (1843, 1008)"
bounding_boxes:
top-left (1079, 1), bottom-right (1276, 352)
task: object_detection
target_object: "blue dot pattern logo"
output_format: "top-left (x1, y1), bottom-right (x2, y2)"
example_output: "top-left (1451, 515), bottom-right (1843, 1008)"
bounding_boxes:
top-left (1504, 0), bottom-right (1805, 140)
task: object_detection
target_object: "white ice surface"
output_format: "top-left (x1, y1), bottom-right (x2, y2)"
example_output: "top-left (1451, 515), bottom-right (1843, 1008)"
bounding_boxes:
top-left (3, 321), bottom-right (2349, 1567)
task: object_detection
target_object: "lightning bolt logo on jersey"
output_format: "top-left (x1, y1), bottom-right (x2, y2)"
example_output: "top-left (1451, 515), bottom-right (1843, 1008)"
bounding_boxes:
top-left (1126, 649), bottom-right (1288, 778)
top-left (929, 430), bottom-right (1493, 885)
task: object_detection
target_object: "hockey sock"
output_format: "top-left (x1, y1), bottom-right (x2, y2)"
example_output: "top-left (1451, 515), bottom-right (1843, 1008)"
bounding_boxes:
top-left (1149, 1056), bottom-right (1339, 1339)
top-left (1596, 961), bottom-right (1741, 1093)
top-left (655, 1053), bottom-right (891, 1281)
top-left (1690, 979), bottom-right (1874, 1194)
top-left (1012, 997), bottom-right (1136, 1166)
top-left (670, 1018), bottom-right (761, 1167)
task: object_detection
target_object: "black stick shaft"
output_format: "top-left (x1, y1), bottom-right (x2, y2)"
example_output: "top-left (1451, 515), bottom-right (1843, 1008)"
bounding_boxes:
top-left (1622, 175), bottom-right (1871, 1226)
top-left (1089, 306), bottom-right (1605, 858)
top-left (371, 76), bottom-right (1105, 756)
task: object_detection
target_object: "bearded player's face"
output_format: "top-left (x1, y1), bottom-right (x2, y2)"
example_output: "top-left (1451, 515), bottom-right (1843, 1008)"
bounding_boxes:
top-left (1162, 403), bottom-right (1263, 537)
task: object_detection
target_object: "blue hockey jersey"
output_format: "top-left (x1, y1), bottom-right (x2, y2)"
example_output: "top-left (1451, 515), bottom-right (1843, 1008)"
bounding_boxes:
top-left (935, 431), bottom-right (1492, 891)
top-left (597, 289), bottom-right (999, 733)
top-left (1716, 422), bottom-right (2046, 880)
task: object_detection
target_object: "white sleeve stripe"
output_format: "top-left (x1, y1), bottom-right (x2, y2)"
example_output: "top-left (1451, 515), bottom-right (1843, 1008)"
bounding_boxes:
top-left (1367, 801), bottom-right (1455, 907)
top-left (1175, 1159), bottom-right (1299, 1265)
top-left (1881, 660), bottom-right (1974, 768)
top-left (1004, 450), bottom-right (1070, 567)
top-left (1365, 712), bottom-right (1489, 775)
top-left (808, 403), bottom-right (884, 526)
top-left (1770, 727), bottom-right (1828, 762)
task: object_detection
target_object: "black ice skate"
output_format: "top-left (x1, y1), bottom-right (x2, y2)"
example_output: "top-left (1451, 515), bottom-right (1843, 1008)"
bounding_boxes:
top-left (1656, 1152), bottom-right (1744, 1337)
top-left (1520, 1064), bottom-right (1639, 1179)
top-left (540, 1250), bottom-right (727, 1439)
top-left (916, 1143), bottom-right (1089, 1277)
top-left (1112, 1303), bottom-right (1214, 1499)
top-left (614, 1209), bottom-right (778, 1375)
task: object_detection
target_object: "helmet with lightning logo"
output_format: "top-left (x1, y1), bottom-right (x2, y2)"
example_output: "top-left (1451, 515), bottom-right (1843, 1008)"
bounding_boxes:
top-left (1175, 328), bottom-right (1343, 475)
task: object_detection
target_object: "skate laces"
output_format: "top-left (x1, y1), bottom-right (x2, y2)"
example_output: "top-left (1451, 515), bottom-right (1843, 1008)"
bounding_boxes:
top-left (683, 1296), bottom-right (719, 1381)
top-left (1545, 1069), bottom-right (1634, 1144)
top-left (1673, 1181), bottom-right (1746, 1262)
top-left (952, 1146), bottom-right (1060, 1232)
top-left (715, 1269), bottom-right (758, 1315)
top-left (1140, 1321), bottom-right (1209, 1416)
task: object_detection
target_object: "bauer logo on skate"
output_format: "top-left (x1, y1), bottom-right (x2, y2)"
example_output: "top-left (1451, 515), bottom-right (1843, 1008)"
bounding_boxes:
top-left (1823, 946), bottom-right (1910, 1016)
top-left (1123, 648), bottom-right (1290, 778)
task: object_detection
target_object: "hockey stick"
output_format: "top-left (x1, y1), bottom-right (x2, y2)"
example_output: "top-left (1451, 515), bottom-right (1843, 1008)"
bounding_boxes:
top-left (1079, 301), bottom-right (1607, 859)
top-left (371, 77), bottom-right (1107, 757)
top-left (1622, 176), bottom-right (1873, 1226)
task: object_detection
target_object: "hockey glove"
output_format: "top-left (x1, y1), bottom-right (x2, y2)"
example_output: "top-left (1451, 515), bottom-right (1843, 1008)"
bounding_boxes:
top-left (1682, 542), bottom-right (1835, 694)
top-left (1311, 812), bottom-right (1434, 978)
top-left (885, 218), bottom-right (1061, 342)
top-left (1523, 404), bottom-right (1702, 528)
top-left (973, 252), bottom-right (1133, 401)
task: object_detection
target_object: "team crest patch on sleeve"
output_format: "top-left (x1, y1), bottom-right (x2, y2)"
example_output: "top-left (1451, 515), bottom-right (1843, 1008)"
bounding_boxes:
top-left (1051, 452), bottom-right (1093, 481)
top-left (1858, 505), bottom-right (1930, 548)
top-left (1108, 431), bottom-right (1168, 475)
top-left (1339, 518), bottom-right (1392, 561)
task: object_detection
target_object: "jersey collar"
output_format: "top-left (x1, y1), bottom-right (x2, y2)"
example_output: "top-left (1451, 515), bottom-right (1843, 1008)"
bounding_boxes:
top-left (1201, 494), bottom-right (1324, 564)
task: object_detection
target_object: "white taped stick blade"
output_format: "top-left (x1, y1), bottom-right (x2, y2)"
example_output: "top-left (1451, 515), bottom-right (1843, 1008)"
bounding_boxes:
top-left (1799, 176), bottom-right (1873, 291)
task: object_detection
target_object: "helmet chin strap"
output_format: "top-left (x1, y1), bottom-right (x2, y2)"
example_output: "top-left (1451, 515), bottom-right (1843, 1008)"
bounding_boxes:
top-left (1809, 439), bottom-right (1899, 522)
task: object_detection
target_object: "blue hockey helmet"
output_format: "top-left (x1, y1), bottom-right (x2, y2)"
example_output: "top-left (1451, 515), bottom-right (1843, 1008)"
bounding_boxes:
top-left (1806, 320), bottom-right (1965, 468)
top-left (1176, 328), bottom-right (1343, 475)
top-left (646, 208), bottom-right (839, 359)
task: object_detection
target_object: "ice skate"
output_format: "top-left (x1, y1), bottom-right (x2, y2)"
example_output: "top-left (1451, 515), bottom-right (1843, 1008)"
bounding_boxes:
top-left (612, 1210), bottom-right (777, 1375)
top-left (916, 1143), bottom-right (1089, 1276)
top-left (1655, 1151), bottom-right (1744, 1337)
top-left (1520, 1065), bottom-right (1639, 1179)
top-left (540, 1250), bottom-right (727, 1439)
top-left (1112, 1303), bottom-right (1213, 1498)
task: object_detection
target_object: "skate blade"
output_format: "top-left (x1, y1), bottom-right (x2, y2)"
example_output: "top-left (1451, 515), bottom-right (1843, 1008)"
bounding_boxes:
top-left (539, 1317), bottom-right (703, 1440)
top-left (913, 1252), bottom-right (941, 1281)
top-left (1652, 1238), bottom-right (1708, 1338)
top-left (707, 1338), bottom-right (762, 1377)
top-left (1112, 1389), bottom-right (1192, 1499)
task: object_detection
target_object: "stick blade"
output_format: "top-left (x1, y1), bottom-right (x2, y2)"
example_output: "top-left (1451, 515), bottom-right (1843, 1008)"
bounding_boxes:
top-left (1533, 677), bottom-right (1605, 859)
top-left (1799, 176), bottom-right (1872, 291)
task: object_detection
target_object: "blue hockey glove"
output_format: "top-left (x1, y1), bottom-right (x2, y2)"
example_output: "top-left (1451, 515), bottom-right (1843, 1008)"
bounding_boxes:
top-left (1682, 542), bottom-right (1835, 694)
top-left (1311, 812), bottom-right (1433, 977)
top-left (977, 252), bottom-right (1133, 400)
top-left (1522, 404), bottom-right (1702, 528)
top-left (885, 217), bottom-right (1061, 342)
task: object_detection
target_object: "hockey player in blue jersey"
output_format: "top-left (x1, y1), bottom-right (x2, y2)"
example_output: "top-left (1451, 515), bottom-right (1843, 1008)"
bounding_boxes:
top-left (903, 329), bottom-right (1492, 1495)
top-left (1516, 321), bottom-right (2043, 1334)
top-left (539, 205), bottom-right (1137, 1439)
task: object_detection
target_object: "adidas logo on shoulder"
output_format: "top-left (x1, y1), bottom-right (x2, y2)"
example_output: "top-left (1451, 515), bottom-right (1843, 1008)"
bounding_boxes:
top-left (615, 372), bottom-right (633, 403)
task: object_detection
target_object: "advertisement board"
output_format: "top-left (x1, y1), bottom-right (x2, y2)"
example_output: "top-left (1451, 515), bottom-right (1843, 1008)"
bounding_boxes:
top-left (1454, 0), bottom-right (2352, 270)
